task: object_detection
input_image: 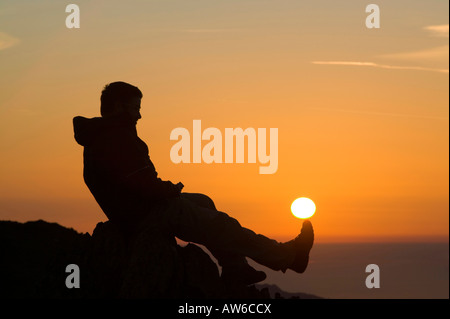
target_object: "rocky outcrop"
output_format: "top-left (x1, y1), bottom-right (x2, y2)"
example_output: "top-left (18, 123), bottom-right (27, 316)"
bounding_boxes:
top-left (0, 220), bottom-right (272, 298)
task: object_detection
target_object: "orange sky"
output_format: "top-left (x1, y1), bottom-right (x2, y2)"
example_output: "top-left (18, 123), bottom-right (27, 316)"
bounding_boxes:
top-left (0, 0), bottom-right (448, 243)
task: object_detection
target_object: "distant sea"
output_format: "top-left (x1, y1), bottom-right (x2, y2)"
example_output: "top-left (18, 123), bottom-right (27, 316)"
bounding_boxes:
top-left (249, 242), bottom-right (449, 299)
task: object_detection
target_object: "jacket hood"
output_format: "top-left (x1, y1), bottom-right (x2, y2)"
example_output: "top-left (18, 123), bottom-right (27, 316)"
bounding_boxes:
top-left (73, 115), bottom-right (135, 147)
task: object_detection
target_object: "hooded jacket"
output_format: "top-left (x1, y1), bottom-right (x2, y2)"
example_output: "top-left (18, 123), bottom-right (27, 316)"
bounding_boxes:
top-left (73, 114), bottom-right (180, 233)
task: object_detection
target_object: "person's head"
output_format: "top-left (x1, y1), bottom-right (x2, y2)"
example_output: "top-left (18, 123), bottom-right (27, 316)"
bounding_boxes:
top-left (100, 81), bottom-right (143, 122)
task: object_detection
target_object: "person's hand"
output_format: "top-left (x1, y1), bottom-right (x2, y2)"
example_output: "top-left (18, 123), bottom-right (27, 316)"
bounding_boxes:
top-left (176, 182), bottom-right (184, 192)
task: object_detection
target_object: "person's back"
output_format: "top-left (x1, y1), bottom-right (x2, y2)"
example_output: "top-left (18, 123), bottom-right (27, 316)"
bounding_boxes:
top-left (73, 115), bottom-right (143, 232)
top-left (73, 82), bottom-right (180, 235)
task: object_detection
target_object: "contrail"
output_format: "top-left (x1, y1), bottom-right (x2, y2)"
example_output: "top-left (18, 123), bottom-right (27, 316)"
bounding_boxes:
top-left (312, 61), bottom-right (448, 74)
top-left (424, 24), bottom-right (449, 38)
top-left (309, 107), bottom-right (448, 121)
top-left (0, 31), bottom-right (20, 51)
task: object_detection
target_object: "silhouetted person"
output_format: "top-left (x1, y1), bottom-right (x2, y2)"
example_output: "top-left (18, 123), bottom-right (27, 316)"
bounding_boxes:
top-left (73, 81), bottom-right (314, 285)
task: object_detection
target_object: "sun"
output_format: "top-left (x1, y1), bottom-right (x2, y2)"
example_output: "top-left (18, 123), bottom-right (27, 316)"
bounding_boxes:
top-left (291, 197), bottom-right (316, 219)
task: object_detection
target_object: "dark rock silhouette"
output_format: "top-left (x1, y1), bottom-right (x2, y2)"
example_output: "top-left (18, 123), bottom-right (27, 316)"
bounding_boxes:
top-left (255, 284), bottom-right (323, 299)
top-left (0, 219), bottom-right (319, 299)
top-left (0, 220), bottom-right (89, 298)
top-left (0, 220), bottom-right (271, 298)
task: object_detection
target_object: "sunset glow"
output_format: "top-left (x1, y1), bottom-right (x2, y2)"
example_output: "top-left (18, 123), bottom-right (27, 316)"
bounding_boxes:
top-left (0, 0), bottom-right (448, 244)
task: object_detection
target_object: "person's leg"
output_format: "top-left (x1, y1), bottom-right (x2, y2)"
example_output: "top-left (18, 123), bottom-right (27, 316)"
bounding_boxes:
top-left (179, 193), bottom-right (243, 265)
top-left (179, 193), bottom-right (267, 284)
top-left (162, 195), bottom-right (301, 272)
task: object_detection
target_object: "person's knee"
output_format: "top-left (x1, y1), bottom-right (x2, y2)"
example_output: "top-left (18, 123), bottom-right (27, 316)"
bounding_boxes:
top-left (201, 194), bottom-right (216, 210)
top-left (183, 193), bottom-right (217, 210)
top-left (195, 193), bottom-right (217, 210)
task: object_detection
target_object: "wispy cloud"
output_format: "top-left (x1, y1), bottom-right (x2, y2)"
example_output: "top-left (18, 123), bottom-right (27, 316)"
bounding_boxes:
top-left (0, 32), bottom-right (20, 51)
top-left (181, 28), bottom-right (241, 33)
top-left (309, 107), bottom-right (448, 121)
top-left (424, 24), bottom-right (449, 38)
top-left (315, 24), bottom-right (449, 74)
top-left (311, 61), bottom-right (448, 74)
top-left (379, 45), bottom-right (449, 62)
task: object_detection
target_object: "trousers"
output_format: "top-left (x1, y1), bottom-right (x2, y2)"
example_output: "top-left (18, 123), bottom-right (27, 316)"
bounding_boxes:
top-left (143, 192), bottom-right (294, 272)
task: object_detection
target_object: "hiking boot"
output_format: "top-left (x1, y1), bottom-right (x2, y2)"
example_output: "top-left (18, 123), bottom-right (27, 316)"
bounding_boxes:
top-left (284, 220), bottom-right (314, 273)
top-left (221, 263), bottom-right (267, 286)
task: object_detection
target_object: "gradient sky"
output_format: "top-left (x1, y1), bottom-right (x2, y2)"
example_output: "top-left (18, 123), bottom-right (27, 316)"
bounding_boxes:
top-left (0, 0), bottom-right (448, 243)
